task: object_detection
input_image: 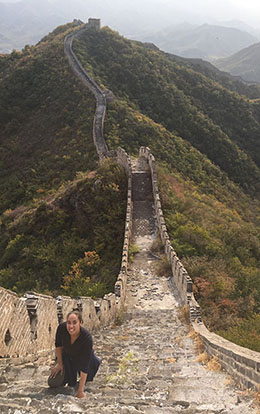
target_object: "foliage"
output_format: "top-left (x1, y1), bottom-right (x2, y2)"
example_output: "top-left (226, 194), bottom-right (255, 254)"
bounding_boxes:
top-left (171, 55), bottom-right (260, 99)
top-left (0, 23), bottom-right (97, 214)
top-left (155, 256), bottom-right (172, 278)
top-left (0, 160), bottom-right (127, 295)
top-left (128, 244), bottom-right (139, 262)
top-left (62, 251), bottom-right (106, 298)
top-left (106, 351), bottom-right (139, 385)
top-left (217, 314), bottom-right (260, 352)
top-left (157, 166), bottom-right (260, 351)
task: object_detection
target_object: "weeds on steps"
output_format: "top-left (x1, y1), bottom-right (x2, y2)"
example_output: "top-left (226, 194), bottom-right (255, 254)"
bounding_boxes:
top-left (129, 244), bottom-right (139, 262)
top-left (106, 351), bottom-right (139, 385)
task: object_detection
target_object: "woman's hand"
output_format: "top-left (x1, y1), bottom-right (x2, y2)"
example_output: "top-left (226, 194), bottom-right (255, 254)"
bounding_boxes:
top-left (49, 363), bottom-right (63, 378)
top-left (76, 390), bottom-right (86, 399)
top-left (76, 371), bottom-right (87, 398)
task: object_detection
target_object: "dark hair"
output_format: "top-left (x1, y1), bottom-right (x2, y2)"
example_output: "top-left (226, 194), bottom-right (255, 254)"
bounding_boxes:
top-left (66, 310), bottom-right (83, 323)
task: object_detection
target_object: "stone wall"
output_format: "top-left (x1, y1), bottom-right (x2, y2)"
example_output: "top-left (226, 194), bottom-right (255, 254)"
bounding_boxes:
top-left (139, 146), bottom-right (260, 390)
top-left (64, 20), bottom-right (109, 159)
top-left (0, 149), bottom-right (133, 365)
top-left (115, 147), bottom-right (133, 302)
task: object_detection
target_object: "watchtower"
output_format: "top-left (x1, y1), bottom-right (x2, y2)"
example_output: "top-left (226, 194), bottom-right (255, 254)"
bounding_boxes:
top-left (87, 18), bottom-right (101, 30)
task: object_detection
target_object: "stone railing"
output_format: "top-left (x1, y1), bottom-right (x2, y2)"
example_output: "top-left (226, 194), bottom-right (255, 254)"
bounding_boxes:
top-left (139, 146), bottom-right (260, 389)
top-left (116, 147), bottom-right (133, 294)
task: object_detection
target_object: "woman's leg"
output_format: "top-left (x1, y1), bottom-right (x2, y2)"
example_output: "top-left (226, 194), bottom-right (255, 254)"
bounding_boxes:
top-left (62, 353), bottom-right (78, 387)
top-left (47, 369), bottom-right (65, 388)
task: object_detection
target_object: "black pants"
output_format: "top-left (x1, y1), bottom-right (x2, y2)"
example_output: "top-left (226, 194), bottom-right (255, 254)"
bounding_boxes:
top-left (48, 349), bottom-right (100, 388)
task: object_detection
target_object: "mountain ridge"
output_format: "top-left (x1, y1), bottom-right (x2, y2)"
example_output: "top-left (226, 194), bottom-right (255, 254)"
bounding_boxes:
top-left (137, 23), bottom-right (259, 61)
top-left (214, 41), bottom-right (260, 84)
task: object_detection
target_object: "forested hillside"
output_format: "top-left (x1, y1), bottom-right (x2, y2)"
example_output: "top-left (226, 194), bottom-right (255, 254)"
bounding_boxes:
top-left (0, 22), bottom-right (260, 350)
top-left (0, 22), bottom-right (127, 297)
top-left (0, 22), bottom-right (99, 213)
top-left (73, 28), bottom-right (260, 198)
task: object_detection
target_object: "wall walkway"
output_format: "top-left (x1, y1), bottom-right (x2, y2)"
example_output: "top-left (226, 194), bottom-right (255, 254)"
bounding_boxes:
top-left (0, 153), bottom-right (257, 413)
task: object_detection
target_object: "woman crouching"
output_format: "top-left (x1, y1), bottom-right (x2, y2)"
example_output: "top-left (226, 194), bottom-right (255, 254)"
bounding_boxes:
top-left (48, 310), bottom-right (100, 398)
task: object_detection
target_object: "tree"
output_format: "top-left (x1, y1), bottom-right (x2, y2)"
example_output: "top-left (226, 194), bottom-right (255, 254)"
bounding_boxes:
top-left (62, 251), bottom-right (105, 298)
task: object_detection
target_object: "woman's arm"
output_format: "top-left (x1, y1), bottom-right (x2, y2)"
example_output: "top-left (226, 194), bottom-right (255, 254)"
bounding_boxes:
top-left (76, 371), bottom-right (87, 398)
top-left (49, 346), bottom-right (63, 378)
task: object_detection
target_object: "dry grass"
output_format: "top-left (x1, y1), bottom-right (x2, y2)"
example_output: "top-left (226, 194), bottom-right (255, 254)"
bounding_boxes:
top-left (195, 352), bottom-right (222, 373)
top-left (253, 388), bottom-right (260, 408)
top-left (155, 256), bottom-right (172, 277)
top-left (118, 335), bottom-right (129, 341)
top-left (196, 352), bottom-right (210, 364)
top-left (188, 329), bottom-right (205, 354)
top-left (150, 236), bottom-right (164, 253)
top-left (113, 308), bottom-right (125, 326)
top-left (191, 329), bottom-right (222, 372)
top-left (178, 305), bottom-right (190, 325)
top-left (165, 357), bottom-right (177, 364)
top-left (224, 375), bottom-right (234, 386)
top-left (175, 336), bottom-right (184, 346)
top-left (207, 355), bottom-right (222, 372)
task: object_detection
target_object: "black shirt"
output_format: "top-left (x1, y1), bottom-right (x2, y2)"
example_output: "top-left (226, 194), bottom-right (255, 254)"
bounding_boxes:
top-left (55, 322), bottom-right (93, 373)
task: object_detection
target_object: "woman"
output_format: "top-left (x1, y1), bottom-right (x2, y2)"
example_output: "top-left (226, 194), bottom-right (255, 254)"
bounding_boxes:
top-left (48, 310), bottom-right (100, 398)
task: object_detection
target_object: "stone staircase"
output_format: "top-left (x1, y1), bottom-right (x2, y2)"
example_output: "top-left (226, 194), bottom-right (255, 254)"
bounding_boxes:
top-left (0, 157), bottom-right (258, 414)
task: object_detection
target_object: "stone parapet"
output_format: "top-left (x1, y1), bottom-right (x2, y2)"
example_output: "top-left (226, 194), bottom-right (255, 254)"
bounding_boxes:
top-left (139, 146), bottom-right (260, 390)
top-left (193, 319), bottom-right (260, 389)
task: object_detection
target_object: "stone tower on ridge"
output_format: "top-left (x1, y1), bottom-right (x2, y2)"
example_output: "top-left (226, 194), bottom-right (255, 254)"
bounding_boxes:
top-left (87, 18), bottom-right (101, 30)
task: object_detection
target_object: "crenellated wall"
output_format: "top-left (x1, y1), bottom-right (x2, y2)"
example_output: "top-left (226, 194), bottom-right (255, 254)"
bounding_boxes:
top-left (139, 146), bottom-right (260, 389)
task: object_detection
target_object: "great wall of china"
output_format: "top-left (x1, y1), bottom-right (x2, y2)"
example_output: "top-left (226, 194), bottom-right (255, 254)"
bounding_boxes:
top-left (0, 19), bottom-right (260, 411)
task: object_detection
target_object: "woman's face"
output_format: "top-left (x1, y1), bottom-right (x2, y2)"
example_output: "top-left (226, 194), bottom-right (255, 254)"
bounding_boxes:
top-left (66, 313), bottom-right (81, 337)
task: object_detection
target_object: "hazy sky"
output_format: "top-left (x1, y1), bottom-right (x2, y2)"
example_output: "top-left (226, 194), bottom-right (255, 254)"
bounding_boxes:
top-left (161, 0), bottom-right (260, 26)
top-left (1, 0), bottom-right (260, 28)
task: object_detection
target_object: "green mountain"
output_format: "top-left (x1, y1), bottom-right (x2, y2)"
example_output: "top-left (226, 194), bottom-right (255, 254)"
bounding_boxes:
top-left (1, 22), bottom-right (260, 351)
top-left (73, 27), bottom-right (260, 196)
top-left (214, 41), bottom-right (260, 84)
top-left (0, 22), bottom-right (98, 213)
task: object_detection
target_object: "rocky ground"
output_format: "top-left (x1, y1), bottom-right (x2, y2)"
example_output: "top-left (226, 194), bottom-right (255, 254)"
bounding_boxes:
top-left (0, 157), bottom-right (259, 413)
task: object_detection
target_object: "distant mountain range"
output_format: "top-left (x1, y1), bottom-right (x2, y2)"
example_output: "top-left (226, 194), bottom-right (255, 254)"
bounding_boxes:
top-left (0, 0), bottom-right (205, 52)
top-left (214, 42), bottom-right (260, 83)
top-left (138, 23), bottom-right (259, 61)
top-left (0, 0), bottom-right (90, 51)
top-left (0, 0), bottom-right (259, 58)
